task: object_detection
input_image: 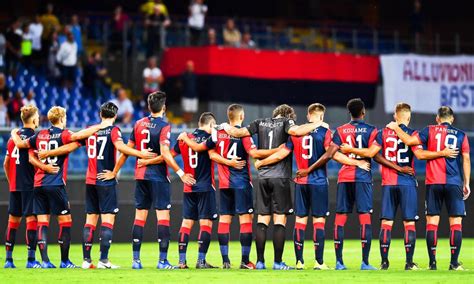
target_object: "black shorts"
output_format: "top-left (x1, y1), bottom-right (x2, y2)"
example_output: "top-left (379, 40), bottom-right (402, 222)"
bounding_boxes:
top-left (86, 184), bottom-right (119, 214)
top-left (8, 191), bottom-right (35, 217)
top-left (135, 180), bottom-right (171, 210)
top-left (256, 178), bottom-right (293, 215)
top-left (183, 191), bottom-right (218, 221)
top-left (33, 186), bottom-right (71, 215)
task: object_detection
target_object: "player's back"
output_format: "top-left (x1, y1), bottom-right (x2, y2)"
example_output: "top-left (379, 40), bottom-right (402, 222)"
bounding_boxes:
top-left (289, 126), bottom-right (332, 185)
top-left (333, 120), bottom-right (378, 183)
top-left (84, 125), bottom-right (123, 186)
top-left (29, 126), bottom-right (73, 187)
top-left (131, 115), bottom-right (170, 182)
top-left (249, 117), bottom-right (294, 179)
top-left (6, 127), bottom-right (36, 191)
top-left (417, 123), bottom-right (469, 186)
top-left (174, 129), bottom-right (214, 192)
top-left (213, 128), bottom-right (255, 189)
top-left (378, 126), bottom-right (418, 186)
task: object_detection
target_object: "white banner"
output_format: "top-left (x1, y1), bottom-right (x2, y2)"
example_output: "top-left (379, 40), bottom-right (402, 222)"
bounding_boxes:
top-left (381, 54), bottom-right (474, 113)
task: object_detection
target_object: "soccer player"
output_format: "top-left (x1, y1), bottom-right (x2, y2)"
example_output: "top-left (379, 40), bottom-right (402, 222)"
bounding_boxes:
top-left (37, 102), bottom-right (157, 269)
top-left (3, 105), bottom-right (60, 269)
top-left (387, 106), bottom-right (470, 270)
top-left (222, 104), bottom-right (327, 270)
top-left (299, 98), bottom-right (412, 270)
top-left (107, 91), bottom-right (195, 269)
top-left (10, 106), bottom-right (108, 268)
top-left (179, 104), bottom-right (282, 269)
top-left (254, 103), bottom-right (371, 270)
top-left (340, 103), bottom-right (459, 270)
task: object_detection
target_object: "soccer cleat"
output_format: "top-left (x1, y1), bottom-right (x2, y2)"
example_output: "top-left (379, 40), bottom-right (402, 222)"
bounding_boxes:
top-left (178, 262), bottom-right (189, 269)
top-left (157, 260), bottom-right (177, 269)
top-left (405, 262), bottom-right (420, 270)
top-left (273, 262), bottom-right (294, 270)
top-left (81, 261), bottom-right (95, 269)
top-left (256, 261), bottom-right (266, 270)
top-left (4, 260), bottom-right (16, 268)
top-left (60, 260), bottom-right (78, 268)
top-left (222, 262), bottom-right (231, 269)
top-left (361, 262), bottom-right (377, 270)
top-left (335, 261), bottom-right (347, 270)
top-left (26, 260), bottom-right (42, 268)
top-left (314, 263), bottom-right (331, 270)
top-left (380, 261), bottom-right (389, 270)
top-left (196, 259), bottom-right (218, 269)
top-left (98, 260), bottom-right (120, 269)
top-left (449, 262), bottom-right (466, 271)
top-left (240, 261), bottom-right (256, 269)
top-left (296, 260), bottom-right (305, 270)
top-left (132, 259), bottom-right (143, 269)
top-left (41, 261), bottom-right (56, 268)
top-left (428, 261), bottom-right (437, 270)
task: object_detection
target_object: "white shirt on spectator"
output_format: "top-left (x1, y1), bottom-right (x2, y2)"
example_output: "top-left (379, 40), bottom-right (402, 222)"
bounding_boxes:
top-left (143, 67), bottom-right (162, 91)
top-left (29, 23), bottom-right (43, 50)
top-left (23, 98), bottom-right (37, 107)
top-left (111, 98), bottom-right (134, 118)
top-left (0, 104), bottom-right (7, 126)
top-left (56, 41), bottom-right (77, 66)
top-left (188, 3), bottom-right (208, 30)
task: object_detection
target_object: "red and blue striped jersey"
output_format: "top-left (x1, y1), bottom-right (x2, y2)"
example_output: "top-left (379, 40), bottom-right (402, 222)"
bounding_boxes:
top-left (206, 128), bottom-right (256, 189)
top-left (332, 120), bottom-right (378, 183)
top-left (286, 127), bottom-right (332, 185)
top-left (80, 126), bottom-right (123, 186)
top-left (374, 125), bottom-right (421, 186)
top-left (172, 129), bottom-right (215, 192)
top-left (5, 128), bottom-right (36, 192)
top-left (129, 115), bottom-right (170, 182)
top-left (414, 122), bottom-right (470, 186)
top-left (27, 126), bottom-right (74, 187)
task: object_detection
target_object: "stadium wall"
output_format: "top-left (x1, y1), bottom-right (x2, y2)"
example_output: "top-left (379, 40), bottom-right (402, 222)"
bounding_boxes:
top-left (0, 177), bottom-right (472, 244)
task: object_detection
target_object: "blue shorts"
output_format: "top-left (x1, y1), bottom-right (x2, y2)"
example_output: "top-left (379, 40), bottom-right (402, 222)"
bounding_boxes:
top-left (183, 191), bottom-right (218, 220)
top-left (336, 182), bottom-right (373, 214)
top-left (8, 191), bottom-right (35, 217)
top-left (33, 186), bottom-right (70, 215)
top-left (86, 184), bottom-right (119, 214)
top-left (425, 184), bottom-right (466, 217)
top-left (219, 187), bottom-right (254, 215)
top-left (295, 184), bottom-right (329, 218)
top-left (381, 185), bottom-right (419, 221)
top-left (135, 180), bottom-right (171, 210)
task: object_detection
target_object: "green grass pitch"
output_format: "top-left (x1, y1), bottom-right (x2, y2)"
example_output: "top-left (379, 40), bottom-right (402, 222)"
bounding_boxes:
top-left (0, 239), bottom-right (472, 283)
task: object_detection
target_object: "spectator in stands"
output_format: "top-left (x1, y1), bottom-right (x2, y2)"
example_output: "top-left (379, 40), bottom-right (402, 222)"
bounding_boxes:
top-left (21, 23), bottom-right (33, 69)
top-left (143, 56), bottom-right (164, 96)
top-left (188, 0), bottom-right (208, 46)
top-left (40, 3), bottom-right (60, 40)
top-left (71, 15), bottom-right (83, 56)
top-left (223, 18), bottom-right (241, 47)
top-left (241, 32), bottom-right (256, 48)
top-left (0, 33), bottom-right (5, 72)
top-left (83, 51), bottom-right (108, 99)
top-left (5, 18), bottom-right (22, 77)
top-left (411, 0), bottom-right (423, 39)
top-left (46, 30), bottom-right (60, 81)
top-left (111, 88), bottom-right (134, 125)
top-left (58, 25), bottom-right (71, 45)
top-left (22, 89), bottom-right (37, 107)
top-left (141, 0), bottom-right (169, 17)
top-left (0, 73), bottom-right (10, 102)
top-left (181, 60), bottom-right (198, 124)
top-left (0, 96), bottom-right (8, 126)
top-left (111, 5), bottom-right (130, 53)
top-left (56, 32), bottom-right (78, 88)
top-left (29, 14), bottom-right (44, 71)
top-left (207, 28), bottom-right (217, 46)
top-left (7, 90), bottom-right (23, 125)
top-left (145, 4), bottom-right (171, 57)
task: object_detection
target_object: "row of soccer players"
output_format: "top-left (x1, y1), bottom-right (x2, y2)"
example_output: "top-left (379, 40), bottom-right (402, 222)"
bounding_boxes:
top-left (3, 92), bottom-right (470, 271)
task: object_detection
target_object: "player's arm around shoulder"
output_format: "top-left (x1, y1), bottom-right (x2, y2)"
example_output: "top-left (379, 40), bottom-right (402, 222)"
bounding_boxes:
top-left (287, 120), bottom-right (329, 136)
top-left (177, 132), bottom-right (209, 152)
top-left (38, 141), bottom-right (82, 160)
top-left (69, 120), bottom-right (111, 141)
top-left (10, 128), bottom-right (30, 149)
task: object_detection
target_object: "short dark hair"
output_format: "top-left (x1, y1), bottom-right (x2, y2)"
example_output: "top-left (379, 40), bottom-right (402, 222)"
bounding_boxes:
top-left (437, 106), bottom-right (454, 120)
top-left (148, 91), bottom-right (166, 113)
top-left (347, 98), bottom-right (365, 118)
top-left (308, 103), bottom-right (326, 114)
top-left (227, 104), bottom-right (244, 121)
top-left (272, 104), bottom-right (296, 120)
top-left (199, 112), bottom-right (216, 126)
top-left (100, 102), bottom-right (118, 118)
